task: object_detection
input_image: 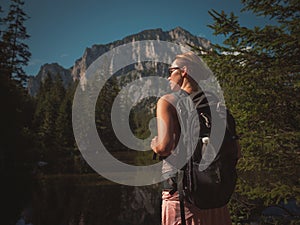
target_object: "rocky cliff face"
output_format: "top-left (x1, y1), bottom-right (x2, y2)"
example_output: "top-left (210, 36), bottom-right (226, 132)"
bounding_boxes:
top-left (28, 27), bottom-right (210, 95)
top-left (71, 27), bottom-right (210, 80)
top-left (27, 63), bottom-right (73, 96)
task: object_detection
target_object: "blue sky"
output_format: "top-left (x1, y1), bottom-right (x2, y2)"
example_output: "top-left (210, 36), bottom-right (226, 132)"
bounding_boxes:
top-left (3, 0), bottom-right (275, 75)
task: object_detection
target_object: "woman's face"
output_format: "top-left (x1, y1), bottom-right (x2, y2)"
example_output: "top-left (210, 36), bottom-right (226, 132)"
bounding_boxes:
top-left (168, 60), bottom-right (183, 91)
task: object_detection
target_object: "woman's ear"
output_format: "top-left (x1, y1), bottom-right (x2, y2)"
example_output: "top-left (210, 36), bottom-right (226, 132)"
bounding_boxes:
top-left (181, 66), bottom-right (188, 77)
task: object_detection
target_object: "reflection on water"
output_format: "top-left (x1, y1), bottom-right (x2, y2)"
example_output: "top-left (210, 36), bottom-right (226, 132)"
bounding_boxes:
top-left (30, 174), bottom-right (161, 225)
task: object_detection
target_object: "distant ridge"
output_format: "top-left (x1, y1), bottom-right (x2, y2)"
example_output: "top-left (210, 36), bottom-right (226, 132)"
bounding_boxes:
top-left (28, 27), bottom-right (210, 95)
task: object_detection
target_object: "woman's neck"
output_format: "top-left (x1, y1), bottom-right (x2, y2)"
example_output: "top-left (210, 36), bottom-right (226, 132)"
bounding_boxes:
top-left (181, 79), bottom-right (200, 94)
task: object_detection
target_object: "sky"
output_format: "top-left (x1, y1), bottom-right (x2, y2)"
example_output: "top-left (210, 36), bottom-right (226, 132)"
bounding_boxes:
top-left (3, 0), bottom-right (275, 75)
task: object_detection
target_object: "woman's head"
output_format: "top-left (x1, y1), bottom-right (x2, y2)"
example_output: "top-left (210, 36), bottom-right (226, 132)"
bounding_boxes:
top-left (174, 51), bottom-right (212, 81)
top-left (168, 51), bottom-right (212, 91)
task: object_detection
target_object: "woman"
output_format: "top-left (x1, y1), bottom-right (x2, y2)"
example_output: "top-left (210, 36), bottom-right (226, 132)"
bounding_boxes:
top-left (151, 52), bottom-right (232, 225)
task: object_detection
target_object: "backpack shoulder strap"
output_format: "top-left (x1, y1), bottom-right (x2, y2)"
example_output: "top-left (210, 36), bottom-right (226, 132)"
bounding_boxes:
top-left (178, 169), bottom-right (186, 225)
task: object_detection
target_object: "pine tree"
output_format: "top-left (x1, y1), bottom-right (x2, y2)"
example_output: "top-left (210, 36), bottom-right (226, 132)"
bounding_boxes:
top-left (33, 74), bottom-right (68, 171)
top-left (0, 6), bottom-right (6, 67)
top-left (1, 0), bottom-right (31, 85)
top-left (192, 0), bottom-right (300, 221)
top-left (95, 76), bottom-right (121, 151)
top-left (0, 2), bottom-right (34, 223)
top-left (55, 88), bottom-right (73, 149)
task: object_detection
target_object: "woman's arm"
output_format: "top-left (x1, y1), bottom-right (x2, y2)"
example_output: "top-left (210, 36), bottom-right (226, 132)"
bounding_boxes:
top-left (151, 95), bottom-right (178, 156)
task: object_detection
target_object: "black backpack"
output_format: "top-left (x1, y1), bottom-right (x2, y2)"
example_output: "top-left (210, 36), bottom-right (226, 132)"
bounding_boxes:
top-left (171, 89), bottom-right (239, 218)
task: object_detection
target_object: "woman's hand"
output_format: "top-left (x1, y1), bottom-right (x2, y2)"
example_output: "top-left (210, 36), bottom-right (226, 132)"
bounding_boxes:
top-left (151, 136), bottom-right (159, 152)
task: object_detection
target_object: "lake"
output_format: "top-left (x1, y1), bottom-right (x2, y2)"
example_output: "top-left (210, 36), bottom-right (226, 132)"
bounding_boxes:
top-left (18, 174), bottom-right (162, 225)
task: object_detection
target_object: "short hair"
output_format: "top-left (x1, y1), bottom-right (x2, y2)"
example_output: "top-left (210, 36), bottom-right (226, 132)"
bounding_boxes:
top-left (175, 51), bottom-right (212, 81)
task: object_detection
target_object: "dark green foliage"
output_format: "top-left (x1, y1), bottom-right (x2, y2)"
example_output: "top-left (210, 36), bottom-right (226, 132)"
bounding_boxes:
top-left (55, 84), bottom-right (75, 150)
top-left (0, 74), bottom-right (35, 172)
top-left (0, 2), bottom-right (34, 224)
top-left (129, 96), bottom-right (157, 140)
top-left (192, 0), bottom-right (300, 222)
top-left (95, 76), bottom-right (123, 152)
top-left (32, 75), bottom-right (80, 173)
top-left (129, 96), bottom-right (158, 166)
top-left (0, 0), bottom-right (31, 85)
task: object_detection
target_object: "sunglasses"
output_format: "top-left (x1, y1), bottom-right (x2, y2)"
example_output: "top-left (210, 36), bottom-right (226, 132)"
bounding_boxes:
top-left (168, 67), bottom-right (181, 75)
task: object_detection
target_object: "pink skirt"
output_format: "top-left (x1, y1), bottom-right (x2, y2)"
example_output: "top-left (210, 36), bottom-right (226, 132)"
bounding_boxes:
top-left (162, 191), bottom-right (232, 225)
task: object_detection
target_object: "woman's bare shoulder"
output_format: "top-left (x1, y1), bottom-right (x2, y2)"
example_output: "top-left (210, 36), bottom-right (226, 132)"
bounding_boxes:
top-left (158, 93), bottom-right (178, 106)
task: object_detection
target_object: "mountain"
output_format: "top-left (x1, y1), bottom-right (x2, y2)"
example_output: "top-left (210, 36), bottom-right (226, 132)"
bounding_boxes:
top-left (71, 27), bottom-right (210, 80)
top-left (27, 63), bottom-right (73, 96)
top-left (28, 27), bottom-right (211, 95)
